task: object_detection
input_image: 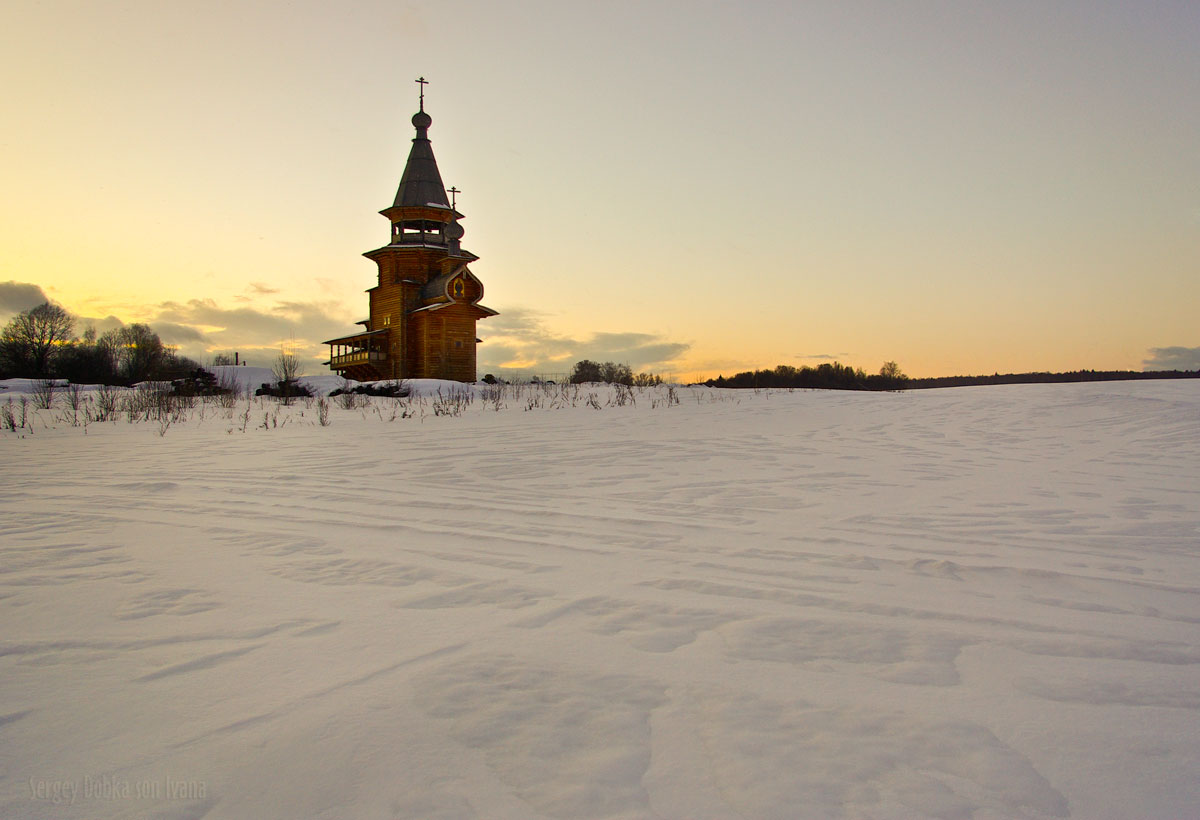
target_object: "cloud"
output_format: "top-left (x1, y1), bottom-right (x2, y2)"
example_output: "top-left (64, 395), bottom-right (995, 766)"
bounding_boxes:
top-left (476, 307), bottom-right (690, 377)
top-left (1, 282), bottom-right (688, 379)
top-left (1143, 346), bottom-right (1200, 371)
top-left (0, 281), bottom-right (50, 316)
top-left (141, 298), bottom-right (355, 371)
top-left (584, 332), bottom-right (691, 368)
top-left (146, 300), bottom-right (688, 378)
top-left (794, 352), bottom-right (847, 361)
top-left (75, 314), bottom-right (129, 336)
top-left (150, 322), bottom-right (211, 345)
top-left (67, 298), bottom-right (357, 373)
top-left (248, 282), bottom-right (280, 295)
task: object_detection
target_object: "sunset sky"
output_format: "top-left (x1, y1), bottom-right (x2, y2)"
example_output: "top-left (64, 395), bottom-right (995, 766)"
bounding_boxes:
top-left (2, 0), bottom-right (1198, 379)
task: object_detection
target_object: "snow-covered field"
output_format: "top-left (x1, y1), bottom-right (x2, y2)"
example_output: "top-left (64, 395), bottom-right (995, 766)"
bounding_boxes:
top-left (2, 378), bottom-right (1198, 819)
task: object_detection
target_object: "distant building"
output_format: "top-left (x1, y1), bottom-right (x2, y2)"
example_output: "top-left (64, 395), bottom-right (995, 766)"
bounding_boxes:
top-left (325, 86), bottom-right (496, 382)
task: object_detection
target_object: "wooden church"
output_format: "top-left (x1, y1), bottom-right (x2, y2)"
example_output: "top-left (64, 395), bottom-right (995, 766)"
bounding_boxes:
top-left (325, 83), bottom-right (496, 382)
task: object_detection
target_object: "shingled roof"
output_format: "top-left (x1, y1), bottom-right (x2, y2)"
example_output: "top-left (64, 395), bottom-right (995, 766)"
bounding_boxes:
top-left (392, 109), bottom-right (451, 209)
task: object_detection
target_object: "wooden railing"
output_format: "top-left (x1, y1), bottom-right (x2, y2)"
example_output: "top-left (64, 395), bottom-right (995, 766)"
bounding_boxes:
top-left (330, 350), bottom-right (387, 368)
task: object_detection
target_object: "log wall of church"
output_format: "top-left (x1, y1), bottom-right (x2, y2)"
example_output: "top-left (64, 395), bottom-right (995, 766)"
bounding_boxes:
top-left (353, 242), bottom-right (485, 382)
top-left (409, 305), bottom-right (478, 382)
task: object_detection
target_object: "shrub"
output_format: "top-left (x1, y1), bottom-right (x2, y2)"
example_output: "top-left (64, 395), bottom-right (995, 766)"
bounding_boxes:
top-left (569, 360), bottom-right (635, 385)
top-left (31, 378), bottom-right (57, 410)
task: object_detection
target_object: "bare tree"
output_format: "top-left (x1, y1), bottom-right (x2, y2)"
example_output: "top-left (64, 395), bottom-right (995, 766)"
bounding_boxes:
top-left (0, 303), bottom-right (74, 376)
top-left (272, 347), bottom-right (300, 383)
top-left (878, 361), bottom-right (908, 390)
top-left (108, 324), bottom-right (166, 383)
top-left (272, 346), bottom-right (301, 404)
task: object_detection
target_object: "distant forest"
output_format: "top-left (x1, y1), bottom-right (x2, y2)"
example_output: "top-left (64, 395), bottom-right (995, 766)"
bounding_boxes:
top-left (704, 362), bottom-right (907, 391)
top-left (904, 369), bottom-right (1200, 389)
top-left (1, 302), bottom-right (202, 384)
top-left (704, 362), bottom-right (1199, 391)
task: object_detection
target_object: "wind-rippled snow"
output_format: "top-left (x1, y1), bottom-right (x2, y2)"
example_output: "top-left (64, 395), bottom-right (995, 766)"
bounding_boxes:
top-left (1, 380), bottom-right (1198, 819)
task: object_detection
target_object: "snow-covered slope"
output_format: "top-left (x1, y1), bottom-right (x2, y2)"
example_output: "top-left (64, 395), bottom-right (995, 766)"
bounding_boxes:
top-left (2, 381), bottom-right (1198, 818)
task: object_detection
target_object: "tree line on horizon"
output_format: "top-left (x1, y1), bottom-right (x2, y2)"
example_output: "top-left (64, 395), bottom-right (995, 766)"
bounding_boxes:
top-left (0, 302), bottom-right (203, 385)
top-left (703, 362), bottom-right (1199, 391)
top-left (705, 361), bottom-right (908, 391)
top-left (557, 360), bottom-right (914, 390)
top-left (904, 369), bottom-right (1200, 389)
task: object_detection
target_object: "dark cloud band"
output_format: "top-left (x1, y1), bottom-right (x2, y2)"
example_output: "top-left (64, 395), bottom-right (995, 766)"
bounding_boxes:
top-left (1143, 346), bottom-right (1200, 371)
top-left (476, 309), bottom-right (690, 375)
top-left (0, 281), bottom-right (50, 315)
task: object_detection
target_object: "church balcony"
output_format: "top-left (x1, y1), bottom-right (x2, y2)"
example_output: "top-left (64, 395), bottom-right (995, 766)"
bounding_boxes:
top-left (390, 233), bottom-right (447, 247)
top-left (390, 220), bottom-right (447, 247)
top-left (330, 350), bottom-right (387, 369)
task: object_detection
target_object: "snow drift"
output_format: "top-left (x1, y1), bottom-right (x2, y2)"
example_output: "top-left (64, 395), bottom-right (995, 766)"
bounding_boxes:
top-left (1, 380), bottom-right (1198, 819)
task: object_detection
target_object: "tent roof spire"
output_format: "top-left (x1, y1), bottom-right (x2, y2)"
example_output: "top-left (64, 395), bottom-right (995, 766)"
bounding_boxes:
top-left (392, 77), bottom-right (450, 209)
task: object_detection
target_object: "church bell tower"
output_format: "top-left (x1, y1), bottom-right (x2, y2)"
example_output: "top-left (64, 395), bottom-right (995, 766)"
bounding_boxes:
top-left (325, 79), bottom-right (496, 382)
